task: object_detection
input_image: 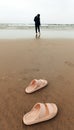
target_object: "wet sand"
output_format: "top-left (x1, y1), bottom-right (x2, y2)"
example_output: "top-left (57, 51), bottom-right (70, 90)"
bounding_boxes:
top-left (0, 39), bottom-right (74, 130)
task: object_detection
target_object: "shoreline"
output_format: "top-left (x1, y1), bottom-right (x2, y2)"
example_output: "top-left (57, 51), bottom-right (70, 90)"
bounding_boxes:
top-left (0, 29), bottom-right (74, 39)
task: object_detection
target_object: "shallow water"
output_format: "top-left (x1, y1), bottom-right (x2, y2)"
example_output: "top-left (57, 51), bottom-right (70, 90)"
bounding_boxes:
top-left (0, 29), bottom-right (74, 39)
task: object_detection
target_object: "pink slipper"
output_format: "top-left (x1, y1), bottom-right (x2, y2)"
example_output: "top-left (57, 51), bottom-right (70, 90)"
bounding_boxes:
top-left (23, 102), bottom-right (58, 125)
top-left (25, 79), bottom-right (48, 93)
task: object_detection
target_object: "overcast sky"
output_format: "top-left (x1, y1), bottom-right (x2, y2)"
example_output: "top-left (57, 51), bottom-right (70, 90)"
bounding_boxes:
top-left (0, 0), bottom-right (74, 24)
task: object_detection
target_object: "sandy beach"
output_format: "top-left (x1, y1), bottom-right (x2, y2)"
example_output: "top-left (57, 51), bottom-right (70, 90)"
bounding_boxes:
top-left (0, 38), bottom-right (74, 130)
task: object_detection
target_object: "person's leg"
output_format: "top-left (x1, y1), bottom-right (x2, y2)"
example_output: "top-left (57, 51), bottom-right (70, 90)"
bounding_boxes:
top-left (35, 25), bottom-right (37, 34)
top-left (38, 25), bottom-right (40, 35)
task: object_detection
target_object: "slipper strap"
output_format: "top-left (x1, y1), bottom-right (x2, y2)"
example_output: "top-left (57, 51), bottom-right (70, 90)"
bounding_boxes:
top-left (36, 80), bottom-right (45, 88)
top-left (45, 103), bottom-right (54, 114)
top-left (30, 79), bottom-right (38, 85)
top-left (33, 103), bottom-right (47, 120)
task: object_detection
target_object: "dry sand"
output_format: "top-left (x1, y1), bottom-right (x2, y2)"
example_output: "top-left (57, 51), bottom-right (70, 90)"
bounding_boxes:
top-left (0, 39), bottom-right (74, 130)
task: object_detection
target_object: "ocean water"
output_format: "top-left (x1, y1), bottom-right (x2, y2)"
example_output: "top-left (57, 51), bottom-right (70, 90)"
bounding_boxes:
top-left (0, 24), bottom-right (74, 39)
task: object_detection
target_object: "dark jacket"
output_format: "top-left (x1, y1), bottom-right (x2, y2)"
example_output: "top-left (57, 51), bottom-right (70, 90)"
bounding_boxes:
top-left (34, 15), bottom-right (40, 25)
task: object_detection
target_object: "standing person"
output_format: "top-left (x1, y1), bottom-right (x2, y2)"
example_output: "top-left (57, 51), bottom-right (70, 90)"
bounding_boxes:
top-left (34, 14), bottom-right (41, 37)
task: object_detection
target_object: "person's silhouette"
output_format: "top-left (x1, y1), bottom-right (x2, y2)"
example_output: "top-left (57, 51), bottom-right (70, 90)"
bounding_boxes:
top-left (34, 14), bottom-right (41, 37)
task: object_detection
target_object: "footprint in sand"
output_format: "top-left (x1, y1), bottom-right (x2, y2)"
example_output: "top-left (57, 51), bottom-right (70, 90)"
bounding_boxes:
top-left (23, 68), bottom-right (40, 74)
top-left (64, 61), bottom-right (74, 68)
top-left (0, 76), bottom-right (9, 81)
